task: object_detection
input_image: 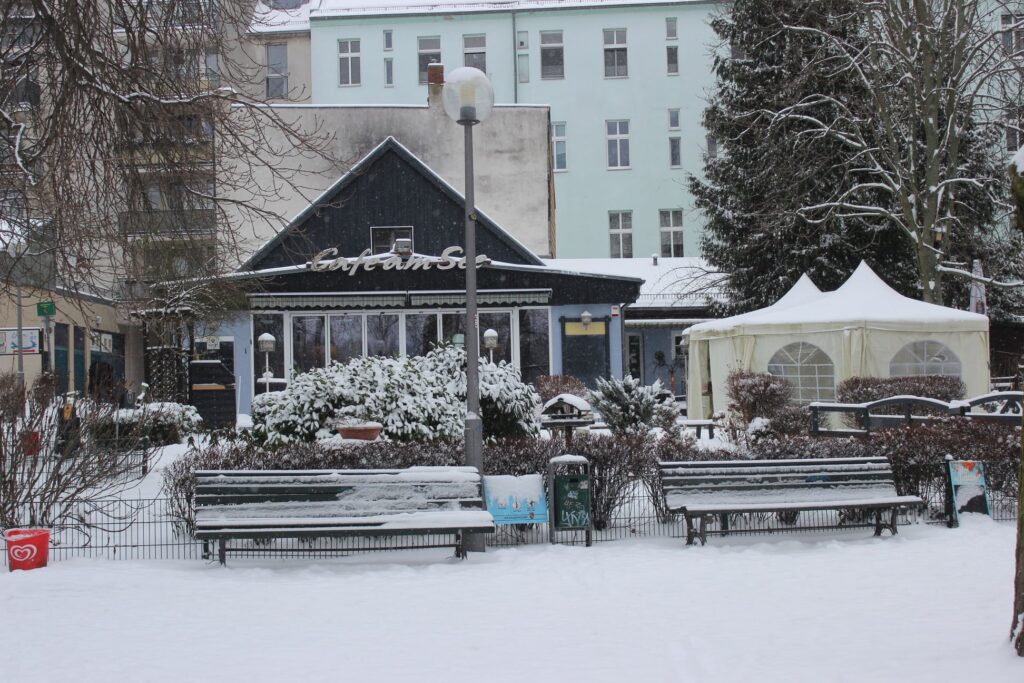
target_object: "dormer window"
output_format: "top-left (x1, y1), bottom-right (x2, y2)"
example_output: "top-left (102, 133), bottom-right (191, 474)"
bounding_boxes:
top-left (370, 226), bottom-right (413, 254)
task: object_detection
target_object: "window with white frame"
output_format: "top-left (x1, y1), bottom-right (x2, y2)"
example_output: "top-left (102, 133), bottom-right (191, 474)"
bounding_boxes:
top-left (668, 108), bottom-right (680, 130)
top-left (666, 17), bottom-right (677, 40)
top-left (890, 340), bottom-right (961, 378)
top-left (540, 30), bottom-right (564, 79)
top-left (384, 57), bottom-right (394, 86)
top-left (1005, 108), bottom-right (1022, 152)
top-left (517, 53), bottom-right (529, 83)
top-left (659, 209), bottom-right (683, 257)
top-left (609, 210), bottom-right (633, 258)
top-left (669, 136), bottom-right (681, 167)
top-left (204, 47), bottom-right (219, 87)
top-left (666, 45), bottom-right (678, 75)
top-left (265, 43), bottom-right (287, 98)
top-left (383, 29), bottom-right (393, 51)
top-left (418, 36), bottom-right (441, 84)
top-left (463, 34), bottom-right (486, 71)
top-left (768, 342), bottom-right (836, 404)
top-left (1002, 14), bottom-right (1023, 54)
top-left (706, 134), bottom-right (719, 159)
top-left (338, 39), bottom-right (361, 86)
top-left (603, 28), bottom-right (627, 77)
top-left (370, 226), bottom-right (413, 254)
top-left (606, 119), bottom-right (630, 168)
top-left (552, 122), bottom-right (567, 171)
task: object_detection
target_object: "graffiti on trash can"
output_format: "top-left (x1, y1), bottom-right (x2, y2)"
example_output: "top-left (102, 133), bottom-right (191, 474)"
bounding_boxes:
top-left (560, 509), bottom-right (590, 528)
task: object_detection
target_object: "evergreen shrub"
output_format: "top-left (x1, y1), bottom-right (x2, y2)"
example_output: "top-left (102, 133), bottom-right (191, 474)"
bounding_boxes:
top-left (588, 375), bottom-right (675, 436)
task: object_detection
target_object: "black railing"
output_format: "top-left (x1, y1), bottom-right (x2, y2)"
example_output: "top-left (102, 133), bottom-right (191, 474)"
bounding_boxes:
top-left (119, 208), bottom-right (216, 237)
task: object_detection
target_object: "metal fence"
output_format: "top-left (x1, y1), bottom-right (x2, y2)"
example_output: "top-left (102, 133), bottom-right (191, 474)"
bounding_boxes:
top-left (2, 474), bottom-right (1017, 565)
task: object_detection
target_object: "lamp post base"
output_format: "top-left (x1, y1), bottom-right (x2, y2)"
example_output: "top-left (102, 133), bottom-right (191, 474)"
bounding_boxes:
top-left (464, 413), bottom-right (485, 553)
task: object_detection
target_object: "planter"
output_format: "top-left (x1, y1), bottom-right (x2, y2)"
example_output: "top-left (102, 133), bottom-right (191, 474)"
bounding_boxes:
top-left (337, 423), bottom-right (383, 441)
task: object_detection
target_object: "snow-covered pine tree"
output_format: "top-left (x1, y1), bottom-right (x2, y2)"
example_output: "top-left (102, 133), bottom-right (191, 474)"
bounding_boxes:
top-left (689, 0), bottom-right (919, 314)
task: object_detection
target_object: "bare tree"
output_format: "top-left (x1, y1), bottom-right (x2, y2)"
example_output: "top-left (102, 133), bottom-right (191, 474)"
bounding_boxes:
top-left (767, 1), bottom-right (1023, 303)
top-left (0, 0), bottom-right (333, 326)
top-left (1011, 150), bottom-right (1024, 657)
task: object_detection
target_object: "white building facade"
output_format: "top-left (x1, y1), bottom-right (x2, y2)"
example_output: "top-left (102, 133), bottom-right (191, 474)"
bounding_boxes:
top-left (254, 0), bottom-right (720, 259)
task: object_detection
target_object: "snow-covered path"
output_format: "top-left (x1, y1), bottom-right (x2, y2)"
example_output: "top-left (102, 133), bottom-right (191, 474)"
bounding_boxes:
top-left (1, 518), bottom-right (1021, 682)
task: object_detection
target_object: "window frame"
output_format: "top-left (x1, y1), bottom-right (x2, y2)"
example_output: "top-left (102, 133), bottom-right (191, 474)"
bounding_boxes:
top-left (668, 108), bottom-right (680, 130)
top-left (370, 225), bottom-right (414, 255)
top-left (383, 29), bottom-right (393, 51)
top-left (417, 36), bottom-right (441, 84)
top-left (540, 30), bottom-right (564, 80)
top-left (603, 28), bottom-right (628, 78)
top-left (337, 38), bottom-right (362, 87)
top-left (706, 134), bottom-right (719, 159)
top-left (666, 17), bottom-right (678, 40)
top-left (659, 209), bottom-right (683, 257)
top-left (669, 136), bottom-right (681, 168)
top-left (552, 121), bottom-right (567, 172)
top-left (666, 45), bottom-right (678, 75)
top-left (463, 33), bottom-right (487, 72)
top-left (608, 210), bottom-right (633, 258)
top-left (384, 57), bottom-right (394, 86)
top-left (1002, 14), bottom-right (1023, 54)
top-left (767, 342), bottom-right (836, 405)
top-left (265, 42), bottom-right (288, 98)
top-left (606, 119), bottom-right (630, 169)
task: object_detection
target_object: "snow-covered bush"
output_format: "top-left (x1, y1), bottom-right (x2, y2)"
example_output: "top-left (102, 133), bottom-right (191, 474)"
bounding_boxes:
top-left (252, 344), bottom-right (540, 446)
top-left (587, 375), bottom-right (675, 436)
top-left (89, 401), bottom-right (202, 447)
top-left (724, 371), bottom-right (807, 443)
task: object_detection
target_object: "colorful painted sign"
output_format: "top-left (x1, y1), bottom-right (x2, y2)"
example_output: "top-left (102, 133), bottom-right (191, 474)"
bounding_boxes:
top-left (483, 474), bottom-right (547, 525)
top-left (0, 328), bottom-right (40, 355)
top-left (948, 460), bottom-right (991, 523)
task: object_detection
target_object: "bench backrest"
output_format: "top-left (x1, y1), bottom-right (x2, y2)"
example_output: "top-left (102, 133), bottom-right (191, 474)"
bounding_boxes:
top-left (658, 457), bottom-right (899, 499)
top-left (194, 466), bottom-right (486, 517)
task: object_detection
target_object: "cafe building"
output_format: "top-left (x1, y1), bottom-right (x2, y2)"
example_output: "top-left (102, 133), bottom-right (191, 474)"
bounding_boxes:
top-left (219, 137), bottom-right (642, 414)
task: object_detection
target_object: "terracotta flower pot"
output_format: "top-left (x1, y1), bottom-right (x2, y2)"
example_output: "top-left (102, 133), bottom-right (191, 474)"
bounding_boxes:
top-left (337, 424), bottom-right (382, 441)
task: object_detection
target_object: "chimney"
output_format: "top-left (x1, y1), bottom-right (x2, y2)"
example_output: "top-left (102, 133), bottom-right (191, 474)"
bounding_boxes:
top-left (427, 63), bottom-right (445, 108)
top-left (652, 254), bottom-right (658, 266)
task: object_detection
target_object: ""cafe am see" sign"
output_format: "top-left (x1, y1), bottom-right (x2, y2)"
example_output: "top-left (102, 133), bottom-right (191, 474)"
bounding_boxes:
top-left (309, 246), bottom-right (490, 276)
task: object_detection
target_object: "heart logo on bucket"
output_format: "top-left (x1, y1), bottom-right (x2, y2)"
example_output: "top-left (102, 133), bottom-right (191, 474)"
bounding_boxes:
top-left (11, 545), bottom-right (37, 562)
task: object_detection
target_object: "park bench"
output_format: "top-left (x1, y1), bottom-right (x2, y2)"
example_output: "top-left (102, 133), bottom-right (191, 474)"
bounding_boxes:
top-left (194, 466), bottom-right (495, 565)
top-left (657, 457), bottom-right (923, 545)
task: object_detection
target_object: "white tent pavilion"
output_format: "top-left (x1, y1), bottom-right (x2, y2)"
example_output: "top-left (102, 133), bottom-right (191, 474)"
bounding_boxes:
top-left (686, 262), bottom-right (990, 418)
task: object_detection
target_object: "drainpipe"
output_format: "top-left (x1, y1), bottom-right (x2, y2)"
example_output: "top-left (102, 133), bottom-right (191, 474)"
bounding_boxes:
top-left (512, 11), bottom-right (518, 103)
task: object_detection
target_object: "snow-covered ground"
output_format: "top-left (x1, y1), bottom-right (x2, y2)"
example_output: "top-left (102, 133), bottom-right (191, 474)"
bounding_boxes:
top-left (2, 517), bottom-right (1021, 682)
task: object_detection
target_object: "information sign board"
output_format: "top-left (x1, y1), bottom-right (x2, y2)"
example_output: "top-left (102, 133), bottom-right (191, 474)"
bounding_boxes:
top-left (483, 474), bottom-right (547, 525)
top-left (0, 328), bottom-right (40, 355)
top-left (36, 300), bottom-right (55, 317)
top-left (948, 460), bottom-right (990, 523)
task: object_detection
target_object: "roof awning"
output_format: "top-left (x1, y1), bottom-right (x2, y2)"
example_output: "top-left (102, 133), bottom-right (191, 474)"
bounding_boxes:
top-left (624, 318), bottom-right (709, 330)
top-left (248, 289), bottom-right (551, 310)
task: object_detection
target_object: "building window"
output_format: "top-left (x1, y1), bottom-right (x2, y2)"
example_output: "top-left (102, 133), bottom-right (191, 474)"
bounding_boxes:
top-left (606, 119), bottom-right (630, 169)
top-left (659, 209), bottom-right (683, 257)
top-left (418, 36), bottom-right (441, 84)
top-left (609, 211), bottom-right (633, 258)
top-left (890, 340), bottom-right (961, 378)
top-left (265, 43), bottom-right (287, 98)
top-left (666, 17), bottom-right (677, 40)
top-left (338, 39), bottom-right (361, 86)
top-left (706, 134), bottom-right (719, 159)
top-left (463, 34), bottom-right (486, 71)
top-left (517, 31), bottom-right (528, 49)
top-left (292, 315), bottom-right (326, 374)
top-left (603, 29), bottom-right (627, 78)
top-left (1002, 14), bottom-right (1023, 54)
top-left (552, 122), bottom-right (567, 171)
top-left (669, 136), bottom-right (681, 167)
top-left (540, 30), bottom-right (564, 79)
top-left (666, 46), bottom-right (678, 75)
top-left (668, 108), bottom-right (680, 130)
top-left (384, 58), bottom-right (394, 86)
top-left (768, 342), bottom-right (836, 404)
top-left (370, 226), bottom-right (413, 254)
top-left (383, 29), bottom-right (393, 51)
top-left (1006, 109), bottom-right (1022, 152)
top-left (204, 47), bottom-right (219, 87)
top-left (517, 53), bottom-right (529, 83)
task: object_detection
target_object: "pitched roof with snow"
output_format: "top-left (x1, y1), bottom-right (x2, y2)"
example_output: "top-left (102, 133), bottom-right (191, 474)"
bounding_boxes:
top-left (542, 257), bottom-right (721, 310)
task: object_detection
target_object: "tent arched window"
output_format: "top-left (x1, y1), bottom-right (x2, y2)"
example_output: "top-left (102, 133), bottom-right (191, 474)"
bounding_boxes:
top-left (889, 340), bottom-right (961, 378)
top-left (767, 342), bottom-right (836, 404)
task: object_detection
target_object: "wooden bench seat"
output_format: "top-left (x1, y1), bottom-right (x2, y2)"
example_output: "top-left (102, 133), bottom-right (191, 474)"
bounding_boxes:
top-left (194, 467), bottom-right (496, 564)
top-left (657, 457), bottom-right (923, 545)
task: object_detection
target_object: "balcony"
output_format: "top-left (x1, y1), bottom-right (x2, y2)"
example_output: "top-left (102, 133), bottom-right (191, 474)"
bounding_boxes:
top-left (119, 208), bottom-right (216, 238)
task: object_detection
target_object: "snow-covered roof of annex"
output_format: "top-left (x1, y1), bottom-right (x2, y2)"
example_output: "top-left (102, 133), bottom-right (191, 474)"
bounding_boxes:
top-left (688, 261), bottom-right (988, 338)
top-left (252, 0), bottom-right (704, 32)
top-left (542, 256), bottom-right (721, 310)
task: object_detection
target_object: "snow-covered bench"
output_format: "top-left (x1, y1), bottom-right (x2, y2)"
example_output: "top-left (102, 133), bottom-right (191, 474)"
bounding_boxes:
top-left (194, 467), bottom-right (495, 565)
top-left (657, 457), bottom-right (923, 546)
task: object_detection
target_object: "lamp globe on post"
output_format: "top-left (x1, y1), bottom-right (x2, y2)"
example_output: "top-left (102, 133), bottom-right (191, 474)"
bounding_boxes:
top-left (257, 332), bottom-right (276, 394)
top-left (443, 66), bottom-right (493, 553)
top-left (483, 328), bottom-right (498, 364)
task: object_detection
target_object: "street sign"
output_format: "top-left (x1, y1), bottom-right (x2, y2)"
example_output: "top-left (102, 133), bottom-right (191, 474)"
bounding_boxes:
top-left (36, 300), bottom-right (55, 317)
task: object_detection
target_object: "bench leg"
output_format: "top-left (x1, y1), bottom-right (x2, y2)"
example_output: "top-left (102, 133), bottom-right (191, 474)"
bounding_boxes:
top-left (888, 508), bottom-right (899, 536)
top-left (455, 530), bottom-right (467, 560)
top-left (218, 538), bottom-right (227, 566)
top-left (699, 516), bottom-right (708, 546)
top-left (873, 510), bottom-right (883, 536)
top-left (684, 514), bottom-right (696, 546)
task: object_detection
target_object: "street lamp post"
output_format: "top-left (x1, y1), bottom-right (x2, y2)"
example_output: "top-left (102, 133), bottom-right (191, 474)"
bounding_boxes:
top-left (443, 67), bottom-right (494, 553)
top-left (257, 332), bottom-right (276, 394)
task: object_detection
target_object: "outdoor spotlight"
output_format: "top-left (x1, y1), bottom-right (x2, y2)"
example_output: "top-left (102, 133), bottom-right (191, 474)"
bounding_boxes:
top-left (580, 310), bottom-right (593, 326)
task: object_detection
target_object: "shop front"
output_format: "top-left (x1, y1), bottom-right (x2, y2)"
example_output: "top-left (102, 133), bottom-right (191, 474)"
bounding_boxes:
top-left (220, 138), bottom-right (641, 413)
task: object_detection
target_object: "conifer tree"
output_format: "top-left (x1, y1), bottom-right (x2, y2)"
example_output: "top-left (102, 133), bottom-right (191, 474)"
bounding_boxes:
top-left (689, 0), bottom-right (919, 314)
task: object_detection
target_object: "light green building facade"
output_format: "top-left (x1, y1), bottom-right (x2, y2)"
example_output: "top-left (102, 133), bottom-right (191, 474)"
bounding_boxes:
top-left (305, 0), bottom-right (720, 259)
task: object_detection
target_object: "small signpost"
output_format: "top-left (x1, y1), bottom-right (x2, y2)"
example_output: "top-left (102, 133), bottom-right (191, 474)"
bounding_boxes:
top-left (946, 457), bottom-right (991, 527)
top-left (547, 454), bottom-right (593, 546)
top-left (35, 300), bottom-right (55, 317)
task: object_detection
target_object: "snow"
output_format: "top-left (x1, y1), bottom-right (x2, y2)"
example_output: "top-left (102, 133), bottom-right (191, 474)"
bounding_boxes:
top-left (550, 453), bottom-right (588, 464)
top-left (542, 393), bottom-right (592, 413)
top-left (1, 519), bottom-right (1021, 681)
top-left (1014, 145), bottom-right (1024, 174)
top-left (544, 256), bottom-right (722, 309)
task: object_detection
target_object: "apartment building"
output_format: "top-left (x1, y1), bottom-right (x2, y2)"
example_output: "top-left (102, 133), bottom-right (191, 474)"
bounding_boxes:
top-left (250, 0), bottom-right (720, 259)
